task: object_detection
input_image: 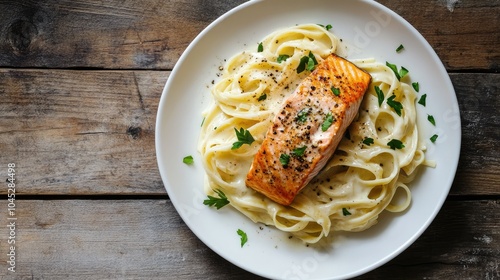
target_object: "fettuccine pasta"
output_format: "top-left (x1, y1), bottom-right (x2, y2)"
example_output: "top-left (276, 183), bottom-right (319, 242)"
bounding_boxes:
top-left (198, 24), bottom-right (431, 243)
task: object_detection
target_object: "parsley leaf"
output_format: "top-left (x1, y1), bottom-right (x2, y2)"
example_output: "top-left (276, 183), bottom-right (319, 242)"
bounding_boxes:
top-left (412, 82), bottom-right (420, 92)
top-left (396, 44), bottom-right (405, 53)
top-left (277, 54), bottom-right (290, 63)
top-left (331, 86), bottom-right (340, 96)
top-left (418, 94), bottom-right (427, 106)
top-left (183, 155), bottom-right (194, 165)
top-left (387, 95), bottom-right (403, 116)
top-left (318, 24), bottom-right (333, 31)
top-left (428, 114), bottom-right (436, 126)
top-left (257, 42), bottom-right (263, 52)
top-left (386, 62), bottom-right (400, 80)
top-left (258, 93), bottom-right (267, 101)
top-left (291, 146), bottom-right (307, 157)
top-left (306, 57), bottom-right (315, 71)
top-left (321, 112), bottom-right (334, 132)
top-left (342, 208), bottom-right (352, 216)
top-left (386, 61), bottom-right (408, 81)
top-left (374, 85), bottom-right (384, 106)
top-left (430, 134), bottom-right (438, 143)
top-left (363, 137), bottom-right (374, 146)
top-left (237, 229), bottom-right (248, 247)
top-left (295, 107), bottom-right (310, 123)
top-left (231, 128), bottom-right (255, 150)
top-left (308, 51), bottom-right (318, 66)
top-left (387, 139), bottom-right (405, 150)
top-left (399, 66), bottom-right (409, 79)
top-left (280, 153), bottom-right (290, 167)
top-left (297, 52), bottom-right (318, 73)
top-left (203, 189), bottom-right (230, 209)
top-left (297, 56), bottom-right (309, 74)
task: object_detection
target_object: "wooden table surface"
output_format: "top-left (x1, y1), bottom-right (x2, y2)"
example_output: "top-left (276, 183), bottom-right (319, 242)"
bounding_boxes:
top-left (0, 0), bottom-right (498, 279)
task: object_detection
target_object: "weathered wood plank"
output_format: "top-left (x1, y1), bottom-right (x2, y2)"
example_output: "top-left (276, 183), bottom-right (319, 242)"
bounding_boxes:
top-left (450, 73), bottom-right (500, 197)
top-left (0, 199), bottom-right (497, 279)
top-left (384, 0), bottom-right (500, 71)
top-left (0, 69), bottom-right (167, 195)
top-left (360, 199), bottom-right (500, 280)
top-left (0, 199), bottom-right (259, 279)
top-left (0, 70), bottom-right (498, 196)
top-left (0, 0), bottom-right (497, 70)
top-left (0, 0), bottom-right (248, 69)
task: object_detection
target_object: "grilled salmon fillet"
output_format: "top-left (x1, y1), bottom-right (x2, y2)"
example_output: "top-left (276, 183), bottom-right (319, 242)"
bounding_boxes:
top-left (246, 54), bottom-right (371, 205)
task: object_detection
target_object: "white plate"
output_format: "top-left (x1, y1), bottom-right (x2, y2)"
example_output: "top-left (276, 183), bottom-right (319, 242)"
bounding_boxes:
top-left (155, 0), bottom-right (461, 279)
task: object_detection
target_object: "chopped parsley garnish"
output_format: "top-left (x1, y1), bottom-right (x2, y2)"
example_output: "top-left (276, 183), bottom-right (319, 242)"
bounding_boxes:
top-left (183, 155), bottom-right (194, 165)
top-left (306, 57), bottom-right (316, 71)
top-left (203, 189), bottom-right (229, 209)
top-left (318, 24), bottom-right (333, 31)
top-left (396, 44), bottom-right (405, 53)
top-left (321, 112), bottom-right (334, 132)
top-left (342, 208), bottom-right (352, 216)
top-left (237, 229), bottom-right (248, 247)
top-left (412, 82), bottom-right (420, 92)
top-left (231, 128), bottom-right (255, 150)
top-left (363, 137), bottom-right (374, 146)
top-left (374, 85), bottom-right (384, 106)
top-left (399, 66), bottom-right (409, 79)
top-left (386, 62), bottom-right (399, 79)
top-left (297, 51), bottom-right (318, 73)
top-left (428, 114), bottom-right (436, 126)
top-left (279, 153), bottom-right (290, 166)
top-left (387, 139), bottom-right (405, 150)
top-left (291, 146), bottom-right (307, 157)
top-left (308, 52), bottom-right (318, 66)
top-left (430, 134), bottom-right (438, 143)
top-left (258, 93), bottom-right (267, 101)
top-left (257, 42), bottom-right (263, 52)
top-left (418, 94), bottom-right (427, 106)
top-left (297, 56), bottom-right (310, 73)
top-left (387, 95), bottom-right (403, 116)
top-left (295, 107), bottom-right (310, 123)
top-left (331, 86), bottom-right (340, 96)
top-left (201, 117), bottom-right (205, 127)
top-left (386, 61), bottom-right (408, 81)
top-left (277, 54), bottom-right (290, 63)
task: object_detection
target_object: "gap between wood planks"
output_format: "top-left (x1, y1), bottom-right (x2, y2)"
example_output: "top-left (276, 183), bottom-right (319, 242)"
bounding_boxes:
top-left (12, 194), bottom-right (500, 201)
top-left (0, 66), bottom-right (498, 74)
top-left (15, 194), bottom-right (169, 200)
top-left (0, 66), bottom-right (174, 71)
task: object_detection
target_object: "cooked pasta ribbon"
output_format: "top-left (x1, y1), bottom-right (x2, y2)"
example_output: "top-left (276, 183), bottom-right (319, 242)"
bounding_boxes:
top-left (198, 24), bottom-right (429, 243)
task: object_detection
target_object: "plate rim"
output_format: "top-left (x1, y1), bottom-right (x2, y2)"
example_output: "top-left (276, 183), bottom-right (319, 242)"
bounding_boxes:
top-left (155, 0), bottom-right (461, 279)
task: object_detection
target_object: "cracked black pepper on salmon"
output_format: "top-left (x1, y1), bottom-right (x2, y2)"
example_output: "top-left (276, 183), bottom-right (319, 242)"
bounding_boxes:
top-left (246, 54), bottom-right (372, 205)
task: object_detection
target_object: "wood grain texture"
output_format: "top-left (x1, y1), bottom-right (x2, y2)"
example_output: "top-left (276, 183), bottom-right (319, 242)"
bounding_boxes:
top-left (0, 199), bottom-right (498, 279)
top-left (385, 0), bottom-right (500, 71)
top-left (451, 73), bottom-right (500, 197)
top-left (0, 0), bottom-right (498, 70)
top-left (0, 1), bottom-right (497, 279)
top-left (0, 0), bottom-right (247, 69)
top-left (0, 69), bottom-right (167, 195)
top-left (1, 70), bottom-right (498, 196)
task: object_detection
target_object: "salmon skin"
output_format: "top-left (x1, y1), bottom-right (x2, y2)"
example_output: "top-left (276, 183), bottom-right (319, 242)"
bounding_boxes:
top-left (246, 54), bottom-right (372, 205)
